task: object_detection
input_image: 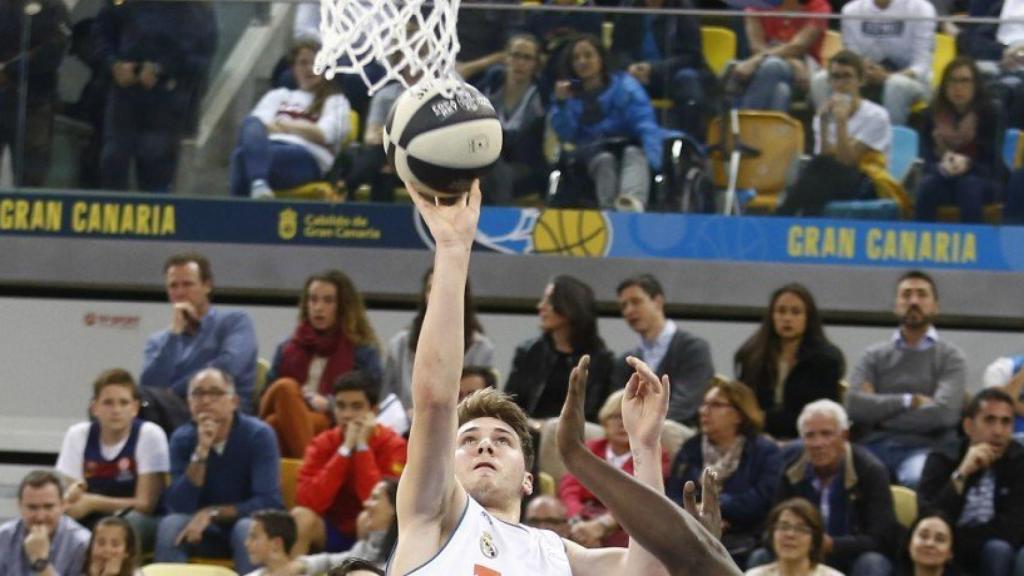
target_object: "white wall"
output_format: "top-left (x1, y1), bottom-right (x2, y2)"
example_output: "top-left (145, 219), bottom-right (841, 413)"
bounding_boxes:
top-left (0, 296), bottom-right (1016, 454)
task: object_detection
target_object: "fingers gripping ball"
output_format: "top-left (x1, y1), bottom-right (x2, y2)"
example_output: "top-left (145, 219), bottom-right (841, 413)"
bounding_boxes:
top-left (383, 82), bottom-right (503, 198)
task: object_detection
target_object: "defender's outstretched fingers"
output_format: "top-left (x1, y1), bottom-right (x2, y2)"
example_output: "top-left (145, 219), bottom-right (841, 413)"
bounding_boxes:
top-left (558, 355), bottom-right (591, 453)
top-left (682, 480), bottom-right (698, 517)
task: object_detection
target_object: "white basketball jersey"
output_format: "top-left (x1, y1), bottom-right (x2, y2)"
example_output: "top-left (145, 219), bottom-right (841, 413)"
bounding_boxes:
top-left (393, 496), bottom-right (573, 576)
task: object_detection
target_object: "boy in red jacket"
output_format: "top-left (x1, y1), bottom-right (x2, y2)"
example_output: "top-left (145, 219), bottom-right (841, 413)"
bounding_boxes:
top-left (290, 371), bottom-right (407, 554)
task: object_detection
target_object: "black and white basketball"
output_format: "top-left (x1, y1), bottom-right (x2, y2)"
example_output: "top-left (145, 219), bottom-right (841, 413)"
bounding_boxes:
top-left (383, 81), bottom-right (503, 198)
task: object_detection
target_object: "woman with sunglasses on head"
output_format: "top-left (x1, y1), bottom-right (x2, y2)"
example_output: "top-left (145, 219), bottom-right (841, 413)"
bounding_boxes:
top-left (745, 498), bottom-right (843, 576)
top-left (668, 379), bottom-right (784, 565)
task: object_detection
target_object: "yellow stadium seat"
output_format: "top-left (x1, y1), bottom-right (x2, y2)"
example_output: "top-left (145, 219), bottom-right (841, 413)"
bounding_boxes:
top-left (932, 32), bottom-right (956, 89)
top-left (253, 357), bottom-right (270, 404)
top-left (538, 472), bottom-right (556, 496)
top-left (281, 457), bottom-right (302, 510)
top-left (143, 564), bottom-right (237, 575)
top-left (821, 30), bottom-right (842, 63)
top-left (701, 26), bottom-right (737, 76)
top-left (891, 485), bottom-right (917, 529)
top-left (706, 111), bottom-right (805, 214)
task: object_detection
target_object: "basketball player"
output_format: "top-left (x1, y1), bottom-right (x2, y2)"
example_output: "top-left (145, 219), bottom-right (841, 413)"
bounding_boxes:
top-left (557, 355), bottom-right (740, 575)
top-left (389, 181), bottom-right (739, 575)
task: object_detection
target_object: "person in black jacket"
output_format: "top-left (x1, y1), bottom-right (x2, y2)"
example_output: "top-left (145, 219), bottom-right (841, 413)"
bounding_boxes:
top-left (0, 0), bottom-right (69, 187)
top-left (505, 275), bottom-right (615, 422)
top-left (613, 273), bottom-right (714, 426)
top-left (608, 0), bottom-right (714, 139)
top-left (734, 283), bottom-right (845, 440)
top-left (755, 399), bottom-right (897, 576)
top-left (917, 388), bottom-right (1024, 576)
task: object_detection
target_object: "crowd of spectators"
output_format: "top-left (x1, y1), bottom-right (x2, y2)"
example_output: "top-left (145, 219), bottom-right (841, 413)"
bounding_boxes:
top-left (2, 0), bottom-right (1024, 223)
top-left (4, 251), bottom-right (1024, 575)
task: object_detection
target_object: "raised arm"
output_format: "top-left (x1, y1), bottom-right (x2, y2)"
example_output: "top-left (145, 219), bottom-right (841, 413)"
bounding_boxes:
top-left (558, 356), bottom-right (740, 576)
top-left (392, 184), bottom-right (481, 573)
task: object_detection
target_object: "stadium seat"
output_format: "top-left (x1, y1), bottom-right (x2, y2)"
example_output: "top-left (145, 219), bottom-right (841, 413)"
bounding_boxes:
top-left (822, 126), bottom-right (918, 220)
top-left (143, 565), bottom-right (237, 576)
top-left (706, 111), bottom-right (804, 214)
top-left (281, 457), bottom-right (303, 509)
top-left (933, 128), bottom-right (1021, 223)
top-left (932, 33), bottom-right (956, 90)
top-left (1005, 128), bottom-right (1024, 169)
top-left (701, 26), bottom-right (738, 77)
top-left (891, 485), bottom-right (917, 529)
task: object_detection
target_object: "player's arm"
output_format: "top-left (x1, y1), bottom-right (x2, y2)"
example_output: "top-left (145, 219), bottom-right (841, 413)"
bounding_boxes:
top-left (558, 357), bottom-right (741, 576)
top-left (392, 184), bottom-right (481, 566)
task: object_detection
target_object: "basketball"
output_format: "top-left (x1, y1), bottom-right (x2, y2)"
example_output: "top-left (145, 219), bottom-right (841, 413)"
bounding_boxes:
top-left (383, 81), bottom-right (503, 198)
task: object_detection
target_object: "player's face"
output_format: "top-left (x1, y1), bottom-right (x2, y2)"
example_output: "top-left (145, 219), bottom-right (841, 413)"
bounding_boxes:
top-left (165, 263), bottom-right (211, 310)
top-left (537, 284), bottom-right (568, 333)
top-left (244, 521), bottom-right (272, 564)
top-left (455, 417), bottom-right (532, 509)
top-left (90, 384), bottom-right (140, 433)
top-left (617, 285), bottom-right (663, 337)
top-left (894, 278), bottom-right (938, 329)
top-left (306, 280), bottom-right (339, 332)
top-left (772, 291), bottom-right (807, 341)
top-left (19, 484), bottom-right (64, 536)
top-left (571, 41), bottom-right (602, 83)
top-left (293, 47), bottom-right (322, 92)
top-left (90, 524), bottom-right (130, 566)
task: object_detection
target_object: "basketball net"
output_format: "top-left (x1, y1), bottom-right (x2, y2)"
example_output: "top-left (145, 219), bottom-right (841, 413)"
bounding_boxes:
top-left (315, 0), bottom-right (463, 97)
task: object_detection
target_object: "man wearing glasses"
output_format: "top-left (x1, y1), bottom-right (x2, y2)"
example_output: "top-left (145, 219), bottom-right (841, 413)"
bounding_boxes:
top-left (753, 399), bottom-right (898, 576)
top-left (154, 368), bottom-right (283, 572)
top-left (777, 50), bottom-right (897, 216)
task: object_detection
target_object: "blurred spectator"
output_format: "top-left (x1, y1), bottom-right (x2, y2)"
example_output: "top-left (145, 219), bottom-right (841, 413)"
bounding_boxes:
top-left (0, 471), bottom-right (90, 576)
top-left (242, 510), bottom-right (296, 576)
top-left (845, 270), bottom-right (966, 489)
top-left (260, 270), bottom-right (382, 458)
top-left (456, 0), bottom-right (522, 82)
top-left (982, 352), bottom-right (1024, 439)
top-left (155, 368), bottom-right (283, 572)
top-left (328, 558), bottom-right (385, 576)
top-left (732, 0), bottom-right (830, 111)
top-left (612, 274), bottom-right (714, 427)
top-left (734, 283), bottom-right (844, 440)
top-left (291, 372), bottom-right (406, 555)
top-left (524, 495), bottom-right (571, 539)
top-left (0, 0), bottom-right (69, 187)
top-left (914, 57), bottom-right (1004, 223)
top-left (479, 34), bottom-right (548, 204)
top-left (896, 515), bottom-right (960, 576)
top-left (957, 0), bottom-right (1024, 129)
top-left (505, 274), bottom-right (615, 422)
top-left (230, 39), bottom-right (352, 199)
top-left (55, 369), bottom-right (168, 551)
top-left (64, 18), bottom-right (110, 190)
top-left (559, 390), bottom-right (670, 548)
top-left (918, 388), bottom-right (1024, 576)
top-left (610, 0), bottom-right (713, 139)
top-left (745, 498), bottom-right (845, 576)
top-left (761, 400), bottom-right (897, 576)
top-left (94, 0), bottom-right (217, 192)
top-left (141, 252), bottom-right (258, 414)
top-left (778, 50), bottom-right (900, 216)
top-left (288, 479), bottom-right (398, 573)
top-left (525, 0), bottom-right (603, 95)
top-left (1006, 168), bottom-right (1024, 223)
top-left (82, 516), bottom-right (141, 576)
top-left (550, 34), bottom-right (670, 211)
top-left (383, 268), bottom-right (493, 418)
top-left (667, 380), bottom-right (783, 564)
top-left (810, 0), bottom-right (935, 125)
top-left (459, 366), bottom-right (497, 402)
top-left (341, 73), bottom-right (412, 203)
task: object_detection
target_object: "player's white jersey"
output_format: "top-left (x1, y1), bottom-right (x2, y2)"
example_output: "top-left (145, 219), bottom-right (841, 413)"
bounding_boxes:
top-left (394, 495), bottom-right (572, 576)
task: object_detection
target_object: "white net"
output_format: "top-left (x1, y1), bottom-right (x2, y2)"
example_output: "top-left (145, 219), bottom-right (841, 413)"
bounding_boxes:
top-left (315, 0), bottom-right (463, 96)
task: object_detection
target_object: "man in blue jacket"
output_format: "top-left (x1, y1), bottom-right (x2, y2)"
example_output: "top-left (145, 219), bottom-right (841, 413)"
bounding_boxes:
top-left (154, 368), bottom-right (283, 572)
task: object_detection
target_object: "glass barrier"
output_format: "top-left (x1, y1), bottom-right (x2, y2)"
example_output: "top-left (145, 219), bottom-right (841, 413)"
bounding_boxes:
top-left (0, 0), bottom-right (1021, 225)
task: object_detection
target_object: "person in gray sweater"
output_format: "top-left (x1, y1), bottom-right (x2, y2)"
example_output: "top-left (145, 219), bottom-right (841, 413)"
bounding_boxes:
top-left (846, 270), bottom-right (966, 489)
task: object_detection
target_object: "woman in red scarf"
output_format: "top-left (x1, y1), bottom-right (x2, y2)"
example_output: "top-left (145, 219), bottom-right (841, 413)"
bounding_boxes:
top-left (260, 269), bottom-right (381, 458)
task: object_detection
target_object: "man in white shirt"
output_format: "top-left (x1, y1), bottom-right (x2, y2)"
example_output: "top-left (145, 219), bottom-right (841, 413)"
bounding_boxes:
top-left (810, 0), bottom-right (935, 124)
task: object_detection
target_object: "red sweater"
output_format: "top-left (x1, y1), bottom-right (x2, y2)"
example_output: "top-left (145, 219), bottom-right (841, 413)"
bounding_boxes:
top-left (296, 425), bottom-right (407, 537)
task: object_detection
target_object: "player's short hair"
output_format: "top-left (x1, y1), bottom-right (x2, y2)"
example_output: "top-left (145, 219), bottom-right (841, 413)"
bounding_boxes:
top-left (92, 368), bottom-right (139, 400)
top-left (458, 388), bottom-right (535, 470)
top-left (163, 251), bottom-right (213, 283)
top-left (252, 509), bottom-right (297, 553)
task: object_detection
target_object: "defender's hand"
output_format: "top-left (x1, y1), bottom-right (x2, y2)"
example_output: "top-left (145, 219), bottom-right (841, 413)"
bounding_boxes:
top-left (683, 468), bottom-right (724, 539)
top-left (557, 355), bottom-right (591, 460)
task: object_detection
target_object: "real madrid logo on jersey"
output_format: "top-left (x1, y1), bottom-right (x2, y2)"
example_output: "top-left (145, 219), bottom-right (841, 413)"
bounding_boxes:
top-left (479, 531), bottom-right (498, 559)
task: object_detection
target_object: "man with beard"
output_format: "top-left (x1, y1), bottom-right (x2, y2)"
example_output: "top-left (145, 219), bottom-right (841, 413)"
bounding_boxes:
top-left (846, 270), bottom-right (966, 489)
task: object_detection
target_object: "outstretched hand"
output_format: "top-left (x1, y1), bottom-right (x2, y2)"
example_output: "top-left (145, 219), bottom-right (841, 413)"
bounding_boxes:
top-left (557, 355), bottom-right (591, 461)
top-left (621, 356), bottom-right (670, 450)
top-left (683, 468), bottom-right (724, 539)
top-left (407, 180), bottom-right (482, 251)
